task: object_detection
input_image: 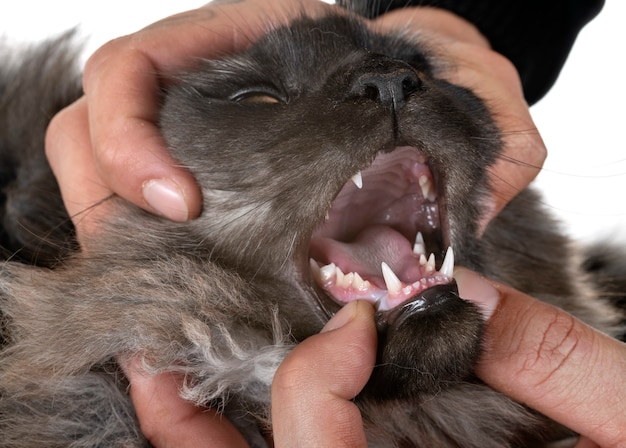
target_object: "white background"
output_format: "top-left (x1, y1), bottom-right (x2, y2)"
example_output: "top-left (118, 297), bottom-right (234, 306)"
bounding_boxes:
top-left (2, 0), bottom-right (625, 242)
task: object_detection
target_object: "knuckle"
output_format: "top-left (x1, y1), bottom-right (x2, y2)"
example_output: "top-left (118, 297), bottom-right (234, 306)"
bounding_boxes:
top-left (83, 36), bottom-right (136, 91)
top-left (518, 308), bottom-right (586, 388)
top-left (272, 352), bottom-right (310, 394)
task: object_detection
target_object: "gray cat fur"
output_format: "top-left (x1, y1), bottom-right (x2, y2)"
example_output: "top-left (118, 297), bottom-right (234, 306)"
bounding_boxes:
top-left (0, 8), bottom-right (623, 448)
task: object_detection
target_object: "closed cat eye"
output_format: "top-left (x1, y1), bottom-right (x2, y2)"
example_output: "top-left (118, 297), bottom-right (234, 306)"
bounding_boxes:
top-left (229, 87), bottom-right (286, 104)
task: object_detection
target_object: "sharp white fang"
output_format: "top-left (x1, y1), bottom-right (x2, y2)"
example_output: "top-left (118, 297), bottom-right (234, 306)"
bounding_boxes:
top-left (419, 175), bottom-right (431, 199)
top-left (439, 247), bottom-right (454, 278)
top-left (419, 254), bottom-right (427, 266)
top-left (426, 253), bottom-right (436, 273)
top-left (381, 262), bottom-right (402, 296)
top-left (413, 232), bottom-right (426, 256)
top-left (351, 171), bottom-right (363, 189)
top-left (309, 258), bottom-right (320, 276)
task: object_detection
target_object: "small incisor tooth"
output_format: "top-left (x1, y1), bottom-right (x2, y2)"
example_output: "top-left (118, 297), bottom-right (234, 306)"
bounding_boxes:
top-left (319, 262), bottom-right (336, 283)
top-left (351, 171), bottom-right (363, 189)
top-left (425, 253), bottom-right (436, 273)
top-left (381, 262), bottom-right (403, 296)
top-left (352, 272), bottom-right (366, 290)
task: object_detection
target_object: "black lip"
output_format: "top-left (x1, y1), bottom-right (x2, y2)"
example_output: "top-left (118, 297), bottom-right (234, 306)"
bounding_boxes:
top-left (375, 281), bottom-right (459, 332)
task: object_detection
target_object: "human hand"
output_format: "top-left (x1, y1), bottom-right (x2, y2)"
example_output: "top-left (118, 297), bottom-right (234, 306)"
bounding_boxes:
top-left (455, 267), bottom-right (626, 448)
top-left (121, 357), bottom-right (250, 448)
top-left (374, 8), bottom-right (547, 231)
top-left (45, 0), bottom-right (338, 239)
top-left (121, 300), bottom-right (376, 448)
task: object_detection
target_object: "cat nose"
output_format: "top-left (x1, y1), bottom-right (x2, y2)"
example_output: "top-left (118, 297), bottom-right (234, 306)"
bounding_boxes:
top-left (350, 67), bottom-right (422, 109)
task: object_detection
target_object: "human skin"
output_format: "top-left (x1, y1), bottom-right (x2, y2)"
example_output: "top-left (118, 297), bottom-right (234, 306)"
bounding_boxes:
top-left (44, 0), bottom-right (545, 236)
top-left (46, 0), bottom-right (614, 446)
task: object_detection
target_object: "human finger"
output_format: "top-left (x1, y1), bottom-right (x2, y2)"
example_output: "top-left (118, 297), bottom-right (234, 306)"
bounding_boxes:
top-left (82, 0), bottom-right (336, 220)
top-left (455, 267), bottom-right (626, 447)
top-left (45, 97), bottom-right (113, 238)
top-left (373, 8), bottom-right (546, 230)
top-left (121, 357), bottom-right (249, 448)
top-left (271, 300), bottom-right (377, 447)
top-left (47, 0), bottom-right (337, 233)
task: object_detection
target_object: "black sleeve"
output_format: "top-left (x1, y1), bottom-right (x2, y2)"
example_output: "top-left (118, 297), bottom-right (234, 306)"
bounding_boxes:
top-left (338, 0), bottom-right (604, 105)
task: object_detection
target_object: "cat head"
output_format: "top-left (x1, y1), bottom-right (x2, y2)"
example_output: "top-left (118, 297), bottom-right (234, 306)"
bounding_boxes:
top-left (159, 12), bottom-right (501, 399)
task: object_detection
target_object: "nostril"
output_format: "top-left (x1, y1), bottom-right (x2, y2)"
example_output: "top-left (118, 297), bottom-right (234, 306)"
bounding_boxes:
top-left (401, 74), bottom-right (421, 97)
top-left (362, 84), bottom-right (381, 102)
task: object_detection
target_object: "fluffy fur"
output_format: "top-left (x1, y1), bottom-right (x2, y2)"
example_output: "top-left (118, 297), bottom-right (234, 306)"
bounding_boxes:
top-left (0, 6), bottom-right (624, 448)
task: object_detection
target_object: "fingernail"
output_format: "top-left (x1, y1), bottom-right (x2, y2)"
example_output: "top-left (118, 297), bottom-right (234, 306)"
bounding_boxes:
top-left (143, 179), bottom-right (189, 222)
top-left (454, 267), bottom-right (500, 320)
top-left (321, 301), bottom-right (360, 333)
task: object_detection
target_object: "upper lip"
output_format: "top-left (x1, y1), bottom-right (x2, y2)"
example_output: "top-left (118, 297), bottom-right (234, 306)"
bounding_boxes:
top-left (308, 145), bottom-right (454, 313)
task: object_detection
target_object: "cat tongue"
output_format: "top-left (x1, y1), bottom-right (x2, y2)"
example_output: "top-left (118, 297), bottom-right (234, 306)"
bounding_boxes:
top-left (310, 224), bottom-right (422, 289)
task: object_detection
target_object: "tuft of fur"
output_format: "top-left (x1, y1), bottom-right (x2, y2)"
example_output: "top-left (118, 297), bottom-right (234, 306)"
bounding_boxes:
top-left (0, 10), bottom-right (624, 448)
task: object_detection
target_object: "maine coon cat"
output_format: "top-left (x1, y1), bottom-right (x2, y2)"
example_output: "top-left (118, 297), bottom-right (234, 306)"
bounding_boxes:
top-left (1, 3), bottom-right (624, 447)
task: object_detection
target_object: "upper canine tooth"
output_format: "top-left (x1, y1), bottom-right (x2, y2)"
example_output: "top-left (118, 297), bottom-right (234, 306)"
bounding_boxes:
top-left (381, 262), bottom-right (402, 296)
top-left (439, 247), bottom-right (454, 278)
top-left (413, 232), bottom-right (426, 256)
top-left (419, 175), bottom-right (437, 202)
top-left (351, 171), bottom-right (363, 189)
top-left (419, 175), bottom-right (431, 199)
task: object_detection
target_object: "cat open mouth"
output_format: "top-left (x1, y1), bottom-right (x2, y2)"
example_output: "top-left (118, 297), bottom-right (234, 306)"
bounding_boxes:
top-left (309, 146), bottom-right (454, 312)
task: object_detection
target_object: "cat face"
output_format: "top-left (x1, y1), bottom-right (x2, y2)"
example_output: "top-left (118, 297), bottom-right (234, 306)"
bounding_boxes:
top-left (159, 14), bottom-right (501, 399)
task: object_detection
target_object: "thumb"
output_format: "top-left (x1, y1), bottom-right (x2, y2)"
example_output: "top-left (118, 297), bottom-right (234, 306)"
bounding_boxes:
top-left (271, 300), bottom-right (377, 447)
top-left (455, 267), bottom-right (626, 447)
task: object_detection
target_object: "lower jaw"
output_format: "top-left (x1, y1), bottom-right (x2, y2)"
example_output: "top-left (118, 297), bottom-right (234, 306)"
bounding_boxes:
top-left (310, 247), bottom-right (455, 312)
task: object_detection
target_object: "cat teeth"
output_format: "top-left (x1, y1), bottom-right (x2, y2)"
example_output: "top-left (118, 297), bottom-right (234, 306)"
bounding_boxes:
top-left (381, 262), bottom-right (402, 296)
top-left (351, 171), bottom-right (363, 189)
top-left (310, 246), bottom-right (454, 307)
top-left (310, 259), bottom-right (371, 291)
top-left (413, 232), bottom-right (426, 256)
top-left (419, 175), bottom-right (436, 202)
top-left (439, 247), bottom-right (454, 278)
top-left (425, 253), bottom-right (436, 273)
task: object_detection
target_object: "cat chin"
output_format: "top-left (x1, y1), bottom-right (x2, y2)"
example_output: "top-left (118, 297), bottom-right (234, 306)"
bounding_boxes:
top-left (364, 283), bottom-right (485, 401)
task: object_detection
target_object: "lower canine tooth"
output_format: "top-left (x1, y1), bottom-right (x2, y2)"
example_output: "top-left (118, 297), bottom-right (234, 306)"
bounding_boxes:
top-left (439, 247), bottom-right (454, 278)
top-left (381, 262), bottom-right (403, 296)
